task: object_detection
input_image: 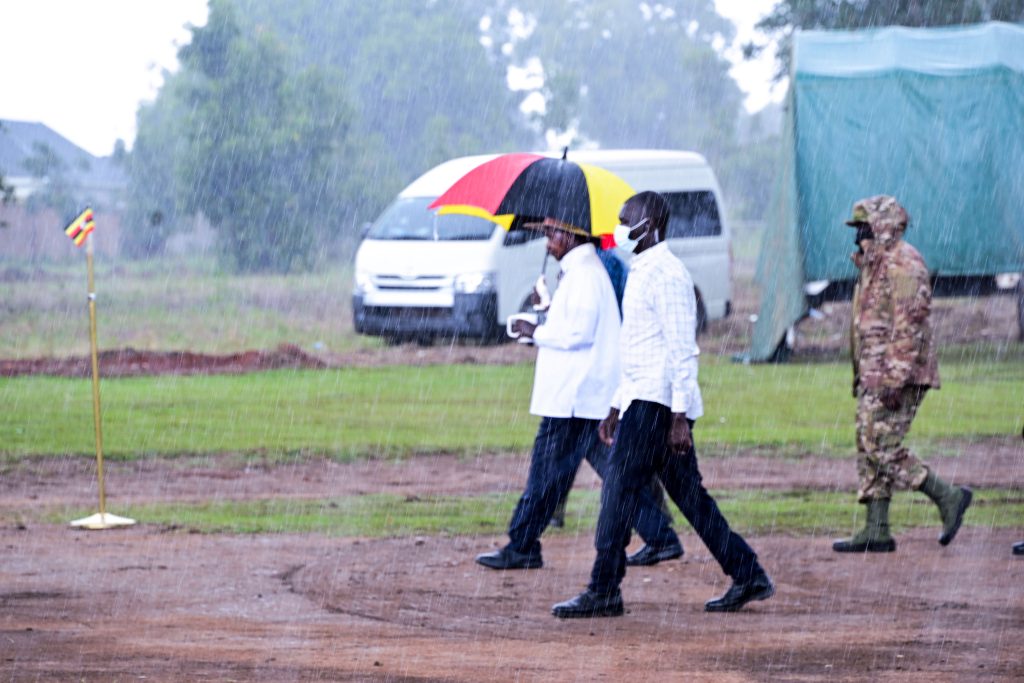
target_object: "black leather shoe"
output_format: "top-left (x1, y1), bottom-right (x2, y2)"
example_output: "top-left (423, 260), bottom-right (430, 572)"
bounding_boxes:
top-left (626, 541), bottom-right (684, 567)
top-left (704, 573), bottom-right (775, 613)
top-left (475, 546), bottom-right (542, 570)
top-left (1013, 541), bottom-right (1024, 556)
top-left (938, 487), bottom-right (972, 546)
top-left (552, 590), bottom-right (624, 619)
top-left (832, 538), bottom-right (897, 553)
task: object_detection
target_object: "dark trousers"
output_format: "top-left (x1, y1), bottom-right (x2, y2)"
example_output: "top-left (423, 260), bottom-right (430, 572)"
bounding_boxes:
top-left (508, 416), bottom-right (679, 555)
top-left (589, 401), bottom-right (761, 595)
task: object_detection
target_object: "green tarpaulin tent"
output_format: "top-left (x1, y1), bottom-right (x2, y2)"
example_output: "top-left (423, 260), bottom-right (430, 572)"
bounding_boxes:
top-left (750, 22), bottom-right (1024, 361)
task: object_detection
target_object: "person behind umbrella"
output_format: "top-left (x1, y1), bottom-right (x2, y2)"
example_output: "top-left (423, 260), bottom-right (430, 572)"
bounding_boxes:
top-left (552, 191), bottom-right (774, 618)
top-left (476, 217), bottom-right (682, 571)
top-left (596, 248), bottom-right (629, 315)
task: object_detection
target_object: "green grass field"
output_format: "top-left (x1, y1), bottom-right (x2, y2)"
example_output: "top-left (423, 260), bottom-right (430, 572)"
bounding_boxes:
top-left (4, 255), bottom-right (1022, 540)
top-left (2, 356), bottom-right (1022, 459)
top-left (2, 258), bottom-right (377, 358)
top-left (42, 488), bottom-right (1022, 537)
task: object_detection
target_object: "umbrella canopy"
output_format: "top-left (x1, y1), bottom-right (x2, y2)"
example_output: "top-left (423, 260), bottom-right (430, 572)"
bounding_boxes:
top-left (427, 151), bottom-right (634, 237)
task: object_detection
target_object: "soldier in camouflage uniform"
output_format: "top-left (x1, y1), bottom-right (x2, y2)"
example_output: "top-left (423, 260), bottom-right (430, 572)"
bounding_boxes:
top-left (833, 195), bottom-right (973, 553)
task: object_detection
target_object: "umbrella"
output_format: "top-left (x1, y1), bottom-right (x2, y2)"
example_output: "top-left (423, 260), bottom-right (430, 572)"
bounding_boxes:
top-left (427, 149), bottom-right (634, 238)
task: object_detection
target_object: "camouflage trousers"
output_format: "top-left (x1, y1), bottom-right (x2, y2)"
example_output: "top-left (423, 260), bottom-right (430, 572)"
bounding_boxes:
top-left (855, 386), bottom-right (931, 502)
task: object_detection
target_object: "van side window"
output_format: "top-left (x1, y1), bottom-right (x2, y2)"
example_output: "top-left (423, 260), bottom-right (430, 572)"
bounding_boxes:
top-left (503, 228), bottom-right (545, 247)
top-left (664, 191), bottom-right (721, 238)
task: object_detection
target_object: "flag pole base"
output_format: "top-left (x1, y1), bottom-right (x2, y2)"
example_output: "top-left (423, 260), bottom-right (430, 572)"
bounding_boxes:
top-left (70, 512), bottom-right (137, 530)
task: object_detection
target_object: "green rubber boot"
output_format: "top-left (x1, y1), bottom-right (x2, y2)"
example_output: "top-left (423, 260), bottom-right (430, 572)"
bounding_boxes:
top-left (919, 471), bottom-right (972, 546)
top-left (833, 499), bottom-right (896, 553)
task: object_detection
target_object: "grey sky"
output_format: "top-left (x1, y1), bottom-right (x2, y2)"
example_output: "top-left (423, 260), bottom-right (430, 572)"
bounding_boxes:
top-left (0, 0), bottom-right (781, 157)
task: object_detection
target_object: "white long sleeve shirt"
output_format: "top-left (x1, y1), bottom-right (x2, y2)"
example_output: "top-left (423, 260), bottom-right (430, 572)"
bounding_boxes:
top-left (530, 243), bottom-right (621, 420)
top-left (610, 242), bottom-right (704, 419)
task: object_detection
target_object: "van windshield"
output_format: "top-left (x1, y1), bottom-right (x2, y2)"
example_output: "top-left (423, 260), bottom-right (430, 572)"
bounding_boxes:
top-left (367, 197), bottom-right (497, 241)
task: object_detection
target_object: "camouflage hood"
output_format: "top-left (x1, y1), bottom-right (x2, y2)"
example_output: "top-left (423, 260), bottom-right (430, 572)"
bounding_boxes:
top-left (848, 195), bottom-right (909, 268)
top-left (847, 194), bottom-right (909, 247)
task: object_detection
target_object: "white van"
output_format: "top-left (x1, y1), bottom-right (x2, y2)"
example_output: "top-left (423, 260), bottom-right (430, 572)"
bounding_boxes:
top-left (352, 149), bottom-right (732, 343)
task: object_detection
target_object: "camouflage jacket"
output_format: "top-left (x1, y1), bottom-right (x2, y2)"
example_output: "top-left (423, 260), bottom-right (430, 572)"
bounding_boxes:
top-left (850, 198), bottom-right (940, 392)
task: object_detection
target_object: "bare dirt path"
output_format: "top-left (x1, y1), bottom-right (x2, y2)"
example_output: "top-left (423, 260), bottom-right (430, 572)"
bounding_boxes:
top-left (1, 437), bottom-right (1020, 513)
top-left (1, 439), bottom-right (1022, 681)
top-left (2, 523), bottom-right (1021, 681)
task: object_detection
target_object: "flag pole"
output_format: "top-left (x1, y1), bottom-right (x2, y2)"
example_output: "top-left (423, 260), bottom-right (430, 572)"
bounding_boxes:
top-left (70, 229), bottom-right (135, 530)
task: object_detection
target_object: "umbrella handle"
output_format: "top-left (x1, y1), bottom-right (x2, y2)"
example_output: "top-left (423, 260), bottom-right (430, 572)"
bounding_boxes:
top-left (535, 249), bottom-right (552, 311)
top-left (533, 275), bottom-right (551, 311)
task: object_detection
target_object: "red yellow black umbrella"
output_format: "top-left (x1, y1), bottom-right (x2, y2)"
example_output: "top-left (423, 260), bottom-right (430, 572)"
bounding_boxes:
top-left (427, 151), bottom-right (634, 238)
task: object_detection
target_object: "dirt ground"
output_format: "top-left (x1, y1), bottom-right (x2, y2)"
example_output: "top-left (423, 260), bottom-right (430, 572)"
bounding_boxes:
top-left (2, 438), bottom-right (1022, 509)
top-left (2, 439), bottom-right (1023, 682)
top-left (2, 291), bottom-right (1022, 680)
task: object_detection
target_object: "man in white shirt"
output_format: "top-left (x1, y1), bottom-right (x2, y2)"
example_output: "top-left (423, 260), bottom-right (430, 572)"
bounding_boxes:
top-left (476, 217), bottom-right (682, 571)
top-left (552, 192), bottom-right (774, 618)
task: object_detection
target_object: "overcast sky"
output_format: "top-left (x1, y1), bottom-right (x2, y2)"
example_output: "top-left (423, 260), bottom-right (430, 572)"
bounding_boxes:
top-left (0, 0), bottom-right (782, 158)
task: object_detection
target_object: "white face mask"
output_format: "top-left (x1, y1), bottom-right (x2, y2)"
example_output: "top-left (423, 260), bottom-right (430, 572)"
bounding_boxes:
top-left (613, 217), bottom-right (651, 253)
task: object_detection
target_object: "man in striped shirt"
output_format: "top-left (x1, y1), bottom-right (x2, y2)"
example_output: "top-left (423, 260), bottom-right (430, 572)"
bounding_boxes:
top-left (552, 191), bottom-right (774, 618)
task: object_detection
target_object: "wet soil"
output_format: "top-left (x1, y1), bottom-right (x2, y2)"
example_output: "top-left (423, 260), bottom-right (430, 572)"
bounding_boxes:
top-left (0, 344), bottom-right (329, 378)
top-left (1, 443), bottom-right (1022, 681)
top-left (1, 438), bottom-right (1021, 512)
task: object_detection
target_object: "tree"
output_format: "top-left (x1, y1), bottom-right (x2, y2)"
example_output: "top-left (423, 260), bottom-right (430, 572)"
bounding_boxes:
top-left (127, 0), bottom-right (525, 265)
top-left (0, 156), bottom-right (12, 230)
top-left (111, 139), bottom-right (128, 165)
top-left (483, 1), bottom-right (769, 214)
top-left (0, 123), bottom-right (13, 218)
top-left (482, 1), bottom-right (739, 152)
top-left (752, 0), bottom-right (1024, 80)
top-left (173, 0), bottom-right (355, 272)
top-left (234, 0), bottom-right (530, 219)
top-left (122, 75), bottom-right (189, 257)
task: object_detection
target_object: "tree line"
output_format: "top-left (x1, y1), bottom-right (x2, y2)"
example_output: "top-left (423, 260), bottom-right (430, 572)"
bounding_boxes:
top-left (118, 0), bottom-right (1022, 272)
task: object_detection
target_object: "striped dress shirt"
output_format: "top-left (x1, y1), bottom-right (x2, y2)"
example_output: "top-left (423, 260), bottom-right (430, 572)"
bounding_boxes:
top-left (610, 242), bottom-right (704, 419)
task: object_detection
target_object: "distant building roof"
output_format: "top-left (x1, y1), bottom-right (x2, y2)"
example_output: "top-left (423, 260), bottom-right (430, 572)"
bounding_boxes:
top-left (0, 119), bottom-right (126, 198)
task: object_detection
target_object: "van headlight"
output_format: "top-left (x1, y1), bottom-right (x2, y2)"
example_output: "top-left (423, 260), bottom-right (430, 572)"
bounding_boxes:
top-left (354, 271), bottom-right (372, 295)
top-left (453, 271), bottom-right (496, 294)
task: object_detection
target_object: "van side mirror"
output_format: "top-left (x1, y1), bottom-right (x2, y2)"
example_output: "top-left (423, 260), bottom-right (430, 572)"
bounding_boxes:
top-left (359, 222), bottom-right (372, 240)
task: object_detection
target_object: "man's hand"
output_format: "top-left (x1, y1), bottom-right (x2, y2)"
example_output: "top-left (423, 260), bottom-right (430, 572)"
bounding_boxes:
top-left (511, 319), bottom-right (537, 338)
top-left (669, 413), bottom-right (692, 455)
top-left (598, 408), bottom-right (620, 446)
top-left (880, 387), bottom-right (902, 412)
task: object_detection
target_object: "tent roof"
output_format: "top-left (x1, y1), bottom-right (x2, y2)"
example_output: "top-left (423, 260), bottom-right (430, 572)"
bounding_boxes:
top-left (794, 21), bottom-right (1024, 77)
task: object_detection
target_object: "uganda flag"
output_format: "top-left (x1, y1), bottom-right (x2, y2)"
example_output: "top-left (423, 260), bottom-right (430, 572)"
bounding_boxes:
top-left (64, 207), bottom-right (95, 247)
